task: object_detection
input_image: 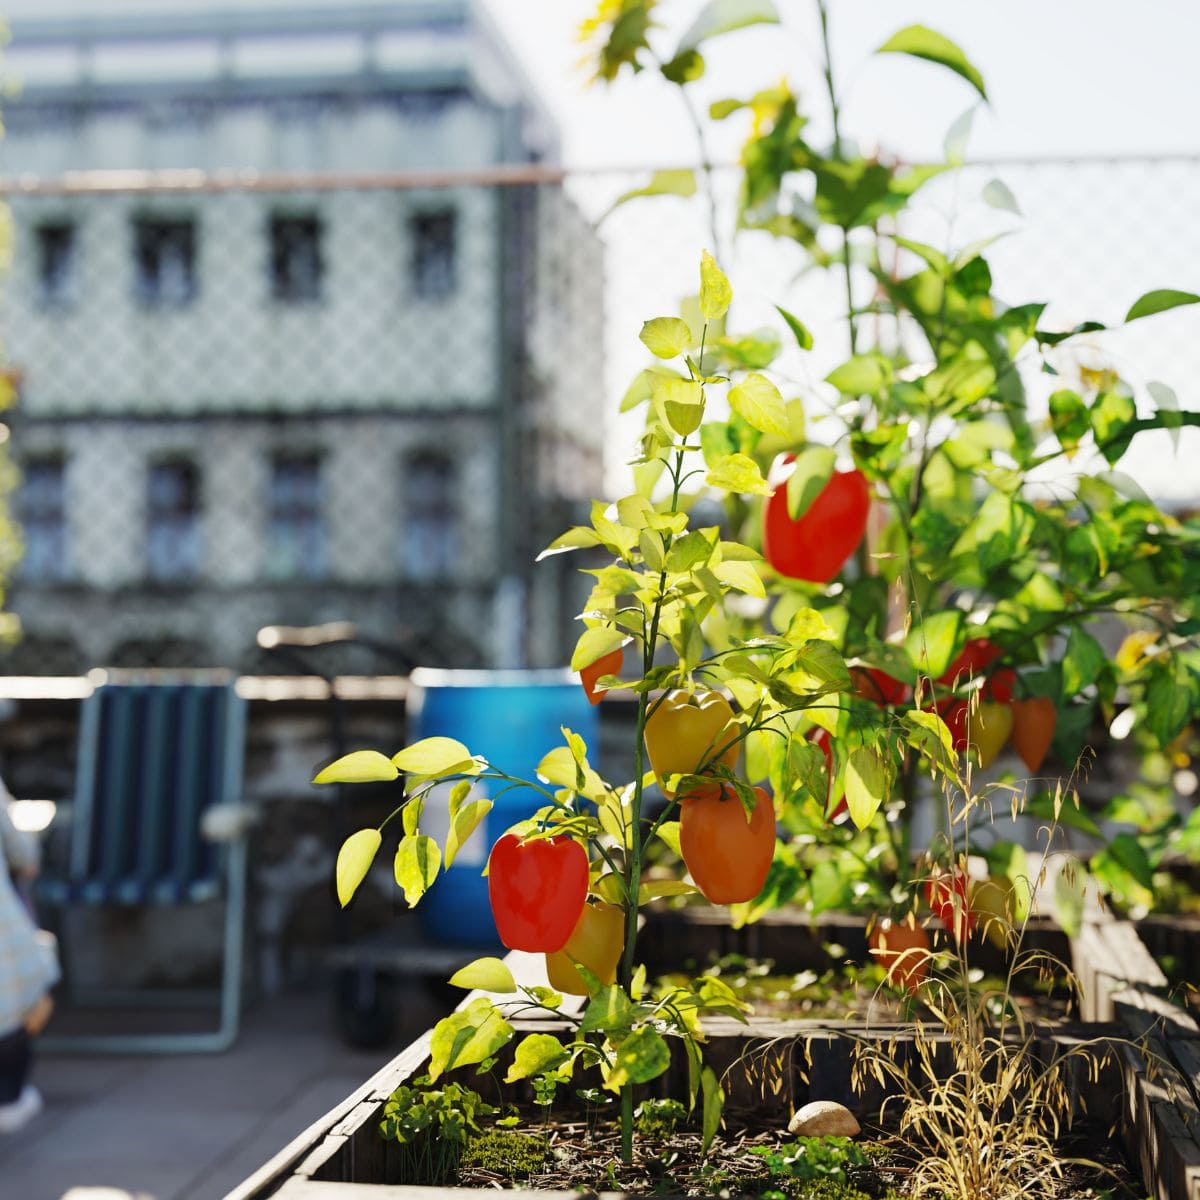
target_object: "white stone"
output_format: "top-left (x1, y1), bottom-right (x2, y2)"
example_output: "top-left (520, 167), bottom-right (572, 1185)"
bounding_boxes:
top-left (787, 1100), bottom-right (861, 1137)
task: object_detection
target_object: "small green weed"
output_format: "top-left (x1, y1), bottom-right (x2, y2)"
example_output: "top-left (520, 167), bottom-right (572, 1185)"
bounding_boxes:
top-left (379, 1076), bottom-right (498, 1185)
top-left (635, 1097), bottom-right (689, 1138)
top-left (749, 1136), bottom-right (869, 1186)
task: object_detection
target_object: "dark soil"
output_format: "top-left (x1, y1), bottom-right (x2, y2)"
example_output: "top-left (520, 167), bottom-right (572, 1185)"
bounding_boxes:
top-left (453, 1120), bottom-right (1146, 1198)
top-left (655, 953), bottom-right (1077, 1024)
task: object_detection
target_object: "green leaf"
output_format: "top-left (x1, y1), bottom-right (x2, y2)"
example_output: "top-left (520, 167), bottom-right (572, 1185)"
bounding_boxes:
top-left (1053, 860), bottom-right (1086, 937)
top-left (660, 48), bottom-right (705, 84)
top-left (602, 169), bottom-right (697, 221)
top-left (505, 1033), bottom-right (570, 1083)
top-left (391, 737), bottom-right (476, 777)
top-left (728, 372), bottom-right (789, 436)
top-left (571, 625), bottom-right (626, 672)
top-left (950, 491), bottom-right (1033, 572)
top-left (1048, 389), bottom-right (1089, 457)
top-left (445, 798), bottom-right (493, 868)
top-left (699, 250), bottom-right (732, 320)
top-left (580, 985), bottom-right (635, 1035)
top-left (1146, 658), bottom-right (1192, 748)
top-left (666, 529), bottom-right (716, 572)
top-left (393, 834), bottom-right (441, 906)
top-left (638, 879), bottom-right (700, 903)
top-left (1093, 832), bottom-right (1155, 892)
top-left (314, 750), bottom-right (399, 785)
top-left (943, 103), bottom-right (977, 165)
top-left (877, 24), bottom-right (987, 100)
top-left (640, 317), bottom-right (693, 360)
top-left (774, 303), bottom-right (813, 351)
top-left (537, 525), bottom-right (603, 560)
top-left (713, 560), bottom-right (765, 599)
top-left (335, 828), bottom-right (381, 908)
top-left (700, 1065), bottom-right (725, 1156)
top-left (428, 997), bottom-right (513, 1081)
top-left (1091, 390), bottom-right (1136, 465)
top-left (826, 355), bottom-right (887, 395)
top-left (1124, 288), bottom-right (1200, 323)
top-left (981, 178), bottom-right (1020, 215)
top-left (447, 956), bottom-right (517, 994)
top-left (905, 609), bottom-right (964, 679)
top-left (788, 639), bottom-right (852, 693)
top-left (609, 1026), bottom-right (671, 1089)
top-left (677, 0), bottom-right (779, 52)
top-left (706, 452), bottom-right (772, 496)
top-left (655, 376), bottom-right (706, 437)
top-left (1061, 626), bottom-right (1106, 697)
top-left (1147, 380), bottom-right (1182, 451)
top-left (845, 746), bottom-right (890, 831)
top-left (904, 709), bottom-right (955, 771)
top-left (779, 447), bottom-right (835, 523)
top-left (1024, 791), bottom-right (1102, 837)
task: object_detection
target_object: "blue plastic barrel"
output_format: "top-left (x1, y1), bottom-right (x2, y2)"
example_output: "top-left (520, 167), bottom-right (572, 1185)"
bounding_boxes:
top-left (408, 668), bottom-right (599, 945)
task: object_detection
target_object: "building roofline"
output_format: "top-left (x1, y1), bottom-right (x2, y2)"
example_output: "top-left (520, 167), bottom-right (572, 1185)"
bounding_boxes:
top-left (4, 1), bottom-right (469, 48)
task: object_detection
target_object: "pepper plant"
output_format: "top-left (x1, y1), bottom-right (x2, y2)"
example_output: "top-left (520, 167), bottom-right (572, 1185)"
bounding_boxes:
top-left (323, 0), bottom-right (1200, 1171)
top-left (582, 0), bottom-right (1200, 925)
top-left (326, 246), bottom-right (901, 1163)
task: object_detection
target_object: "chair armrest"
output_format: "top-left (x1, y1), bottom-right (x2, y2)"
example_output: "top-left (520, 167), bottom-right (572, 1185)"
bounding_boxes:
top-left (200, 803), bottom-right (258, 844)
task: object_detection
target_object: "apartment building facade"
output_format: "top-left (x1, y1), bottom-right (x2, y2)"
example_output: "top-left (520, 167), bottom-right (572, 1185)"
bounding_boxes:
top-left (0, 0), bottom-right (605, 673)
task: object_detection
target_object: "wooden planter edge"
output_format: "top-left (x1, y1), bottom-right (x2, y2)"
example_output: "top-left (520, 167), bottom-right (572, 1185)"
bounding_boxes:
top-left (225, 918), bottom-right (1200, 1200)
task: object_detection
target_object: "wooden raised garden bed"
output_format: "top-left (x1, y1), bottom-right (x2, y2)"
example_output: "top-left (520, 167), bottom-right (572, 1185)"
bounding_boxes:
top-left (226, 911), bottom-right (1200, 1200)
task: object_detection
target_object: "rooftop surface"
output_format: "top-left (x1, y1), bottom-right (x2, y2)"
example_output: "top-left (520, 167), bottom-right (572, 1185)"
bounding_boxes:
top-left (0, 980), bottom-right (442, 1200)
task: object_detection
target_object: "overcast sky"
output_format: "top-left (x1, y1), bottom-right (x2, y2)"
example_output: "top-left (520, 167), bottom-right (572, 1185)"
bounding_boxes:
top-left (481, 0), bottom-right (1200, 168)
top-left (4, 1), bottom-right (1198, 167)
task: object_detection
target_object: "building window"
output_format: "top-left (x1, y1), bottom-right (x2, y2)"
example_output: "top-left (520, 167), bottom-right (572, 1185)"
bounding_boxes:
top-left (146, 461), bottom-right (201, 583)
top-left (267, 453), bottom-right (326, 580)
top-left (35, 222), bottom-right (78, 308)
top-left (410, 210), bottom-right (456, 299)
top-left (133, 216), bottom-right (196, 306)
top-left (401, 452), bottom-right (457, 582)
top-left (270, 214), bottom-right (324, 303)
top-left (17, 458), bottom-right (68, 583)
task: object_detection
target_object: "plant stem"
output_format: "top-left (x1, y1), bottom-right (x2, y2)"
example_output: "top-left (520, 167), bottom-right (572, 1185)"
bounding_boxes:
top-left (617, 444), bottom-right (687, 1166)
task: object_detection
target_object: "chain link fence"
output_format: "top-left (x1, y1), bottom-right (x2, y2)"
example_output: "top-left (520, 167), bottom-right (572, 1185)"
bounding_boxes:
top-left (0, 154), bottom-right (1196, 675)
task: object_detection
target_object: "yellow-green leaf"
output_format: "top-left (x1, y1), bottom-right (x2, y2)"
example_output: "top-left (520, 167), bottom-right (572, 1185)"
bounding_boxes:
top-left (706, 452), bottom-right (772, 496)
top-left (447, 955), bottom-right (517, 994)
top-left (845, 746), bottom-right (890, 831)
top-left (336, 828), bottom-right (381, 907)
top-left (728, 372), bottom-right (789, 436)
top-left (699, 250), bottom-right (732, 320)
top-left (393, 834), bottom-right (441, 905)
top-left (638, 879), bottom-right (699, 904)
top-left (446, 798), bottom-right (493, 868)
top-left (428, 997), bottom-right (513, 1081)
top-left (391, 737), bottom-right (476, 777)
top-left (713, 560), bottom-right (765, 599)
top-left (654, 376), bottom-right (705, 437)
top-left (640, 316), bottom-right (693, 360)
top-left (571, 625), bottom-right (626, 672)
top-left (314, 750), bottom-right (399, 785)
top-left (505, 1032), bottom-right (570, 1083)
top-left (877, 24), bottom-right (987, 100)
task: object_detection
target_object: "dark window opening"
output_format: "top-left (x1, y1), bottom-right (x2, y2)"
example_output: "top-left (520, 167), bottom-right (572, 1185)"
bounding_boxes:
top-left (134, 216), bottom-right (196, 306)
top-left (270, 214), bottom-right (324, 303)
top-left (410, 210), bottom-right (456, 299)
top-left (401, 452), bottom-right (457, 582)
top-left (146, 461), bottom-right (201, 583)
top-left (17, 458), bottom-right (68, 583)
top-left (35, 222), bottom-right (78, 307)
top-left (267, 453), bottom-right (326, 581)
